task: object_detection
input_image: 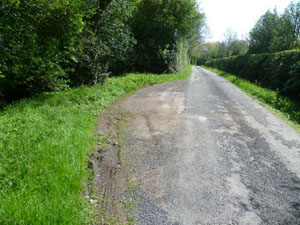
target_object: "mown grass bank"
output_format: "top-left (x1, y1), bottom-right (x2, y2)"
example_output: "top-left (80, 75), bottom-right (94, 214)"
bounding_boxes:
top-left (0, 66), bottom-right (191, 225)
top-left (202, 66), bottom-right (300, 133)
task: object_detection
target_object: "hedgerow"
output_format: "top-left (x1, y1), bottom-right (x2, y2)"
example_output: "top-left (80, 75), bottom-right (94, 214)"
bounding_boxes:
top-left (205, 50), bottom-right (300, 100)
top-left (0, 0), bottom-right (204, 103)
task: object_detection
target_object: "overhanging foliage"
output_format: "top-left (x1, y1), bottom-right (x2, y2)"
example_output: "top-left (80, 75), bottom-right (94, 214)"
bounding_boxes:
top-left (0, 0), bottom-right (204, 103)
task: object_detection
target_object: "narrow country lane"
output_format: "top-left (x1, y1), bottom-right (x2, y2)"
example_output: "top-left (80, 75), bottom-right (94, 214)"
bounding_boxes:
top-left (120, 66), bottom-right (300, 225)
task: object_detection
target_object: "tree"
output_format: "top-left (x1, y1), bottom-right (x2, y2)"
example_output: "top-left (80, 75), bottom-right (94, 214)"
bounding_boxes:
top-left (131, 0), bottom-right (205, 73)
top-left (230, 40), bottom-right (249, 56)
top-left (271, 10), bottom-right (298, 51)
top-left (248, 10), bottom-right (281, 54)
top-left (223, 29), bottom-right (238, 57)
top-left (206, 43), bottom-right (220, 59)
top-left (0, 0), bottom-right (137, 100)
top-left (248, 8), bottom-right (298, 54)
top-left (288, 0), bottom-right (300, 40)
top-left (0, 0), bottom-right (206, 102)
top-left (72, 0), bottom-right (136, 85)
top-left (0, 0), bottom-right (85, 100)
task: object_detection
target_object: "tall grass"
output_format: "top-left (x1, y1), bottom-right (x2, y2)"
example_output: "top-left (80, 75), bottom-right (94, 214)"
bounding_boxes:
top-left (0, 66), bottom-right (191, 225)
top-left (202, 66), bottom-right (300, 133)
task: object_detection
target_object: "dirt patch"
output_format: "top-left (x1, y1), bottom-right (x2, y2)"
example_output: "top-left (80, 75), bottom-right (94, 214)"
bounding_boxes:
top-left (118, 81), bottom-right (188, 220)
top-left (89, 95), bottom-right (136, 224)
top-left (87, 81), bottom-right (187, 224)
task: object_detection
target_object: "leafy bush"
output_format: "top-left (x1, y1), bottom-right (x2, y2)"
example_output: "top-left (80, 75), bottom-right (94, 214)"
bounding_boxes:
top-left (70, 0), bottom-right (136, 86)
top-left (0, 0), bottom-right (136, 100)
top-left (0, 0), bottom-right (84, 101)
top-left (205, 50), bottom-right (300, 100)
top-left (0, 0), bottom-right (205, 103)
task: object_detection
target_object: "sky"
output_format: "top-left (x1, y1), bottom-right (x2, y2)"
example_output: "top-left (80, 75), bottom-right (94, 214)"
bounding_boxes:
top-left (199, 0), bottom-right (292, 42)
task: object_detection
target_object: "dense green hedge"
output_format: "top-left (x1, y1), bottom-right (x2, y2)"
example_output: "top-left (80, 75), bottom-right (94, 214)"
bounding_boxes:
top-left (0, 0), bottom-right (203, 103)
top-left (205, 50), bottom-right (300, 100)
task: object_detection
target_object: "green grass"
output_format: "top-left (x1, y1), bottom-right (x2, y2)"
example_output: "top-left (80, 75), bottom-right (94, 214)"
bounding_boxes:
top-left (0, 66), bottom-right (191, 225)
top-left (202, 66), bottom-right (300, 133)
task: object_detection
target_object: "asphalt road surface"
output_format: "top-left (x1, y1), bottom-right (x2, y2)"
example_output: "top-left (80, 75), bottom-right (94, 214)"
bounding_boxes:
top-left (120, 67), bottom-right (300, 225)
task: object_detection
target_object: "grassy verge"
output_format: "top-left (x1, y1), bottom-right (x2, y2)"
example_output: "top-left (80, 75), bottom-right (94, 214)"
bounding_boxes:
top-left (202, 66), bottom-right (300, 133)
top-left (0, 66), bottom-right (191, 225)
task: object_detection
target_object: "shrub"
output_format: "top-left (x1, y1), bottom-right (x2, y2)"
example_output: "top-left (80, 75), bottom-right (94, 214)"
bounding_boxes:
top-left (0, 0), bottom-right (84, 101)
top-left (205, 50), bottom-right (300, 100)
